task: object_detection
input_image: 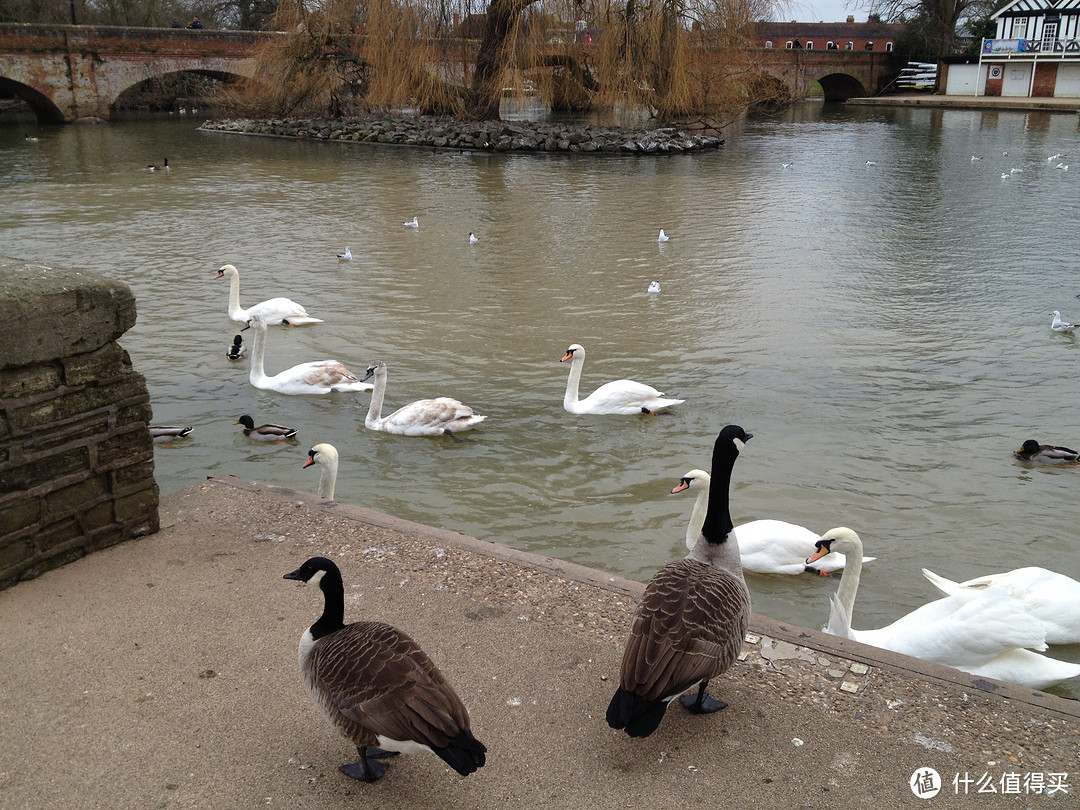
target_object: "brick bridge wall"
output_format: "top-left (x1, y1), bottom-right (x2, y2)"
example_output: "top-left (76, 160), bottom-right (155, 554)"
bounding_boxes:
top-left (0, 256), bottom-right (159, 590)
top-left (0, 23), bottom-right (268, 121)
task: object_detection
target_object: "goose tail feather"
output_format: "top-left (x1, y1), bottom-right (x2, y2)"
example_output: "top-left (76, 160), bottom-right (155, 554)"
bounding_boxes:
top-left (606, 687), bottom-right (668, 738)
top-left (432, 730), bottom-right (487, 775)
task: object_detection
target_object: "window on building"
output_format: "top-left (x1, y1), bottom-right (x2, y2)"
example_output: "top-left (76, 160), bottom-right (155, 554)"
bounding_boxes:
top-left (865, 41), bottom-right (874, 50)
top-left (805, 41), bottom-right (814, 49)
top-left (1013, 18), bottom-right (1027, 40)
top-left (885, 41), bottom-right (893, 51)
top-left (827, 40), bottom-right (836, 49)
top-left (786, 40), bottom-right (793, 49)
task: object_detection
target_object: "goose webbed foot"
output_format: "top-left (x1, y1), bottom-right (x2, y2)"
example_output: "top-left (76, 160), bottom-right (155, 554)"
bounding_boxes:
top-left (339, 746), bottom-right (392, 782)
top-left (365, 747), bottom-right (400, 760)
top-left (680, 682), bottom-right (728, 714)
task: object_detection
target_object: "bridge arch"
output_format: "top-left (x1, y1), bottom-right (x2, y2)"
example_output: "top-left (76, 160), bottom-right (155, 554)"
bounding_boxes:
top-left (0, 77), bottom-right (66, 123)
top-left (112, 68), bottom-right (242, 113)
top-left (815, 72), bottom-right (868, 102)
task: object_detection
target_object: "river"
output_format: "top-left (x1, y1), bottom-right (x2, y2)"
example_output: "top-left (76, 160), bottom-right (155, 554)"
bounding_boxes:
top-left (3, 102), bottom-right (1079, 694)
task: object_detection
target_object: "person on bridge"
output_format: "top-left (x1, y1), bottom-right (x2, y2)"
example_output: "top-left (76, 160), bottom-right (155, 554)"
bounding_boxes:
top-left (187, 17), bottom-right (203, 29)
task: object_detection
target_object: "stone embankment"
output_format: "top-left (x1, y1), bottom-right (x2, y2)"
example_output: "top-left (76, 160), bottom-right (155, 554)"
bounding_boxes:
top-left (199, 114), bottom-right (725, 154)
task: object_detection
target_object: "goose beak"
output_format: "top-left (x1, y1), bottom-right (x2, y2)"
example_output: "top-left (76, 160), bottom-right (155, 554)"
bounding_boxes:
top-left (283, 568), bottom-right (305, 581)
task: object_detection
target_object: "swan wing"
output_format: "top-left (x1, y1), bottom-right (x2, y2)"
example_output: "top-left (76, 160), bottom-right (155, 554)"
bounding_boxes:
top-left (241, 297), bottom-right (320, 323)
top-left (578, 379), bottom-right (681, 414)
top-left (380, 398), bottom-right (483, 435)
top-left (735, 520), bottom-right (875, 574)
top-left (961, 649), bottom-right (1080, 691)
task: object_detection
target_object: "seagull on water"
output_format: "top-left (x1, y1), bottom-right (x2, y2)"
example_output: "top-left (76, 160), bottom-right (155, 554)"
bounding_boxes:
top-left (403, 216), bottom-right (419, 228)
top-left (781, 162), bottom-right (793, 168)
top-left (971, 155), bottom-right (983, 161)
top-left (657, 229), bottom-right (669, 242)
top-left (337, 246), bottom-right (352, 261)
top-left (469, 232), bottom-right (479, 244)
top-left (1010, 167), bottom-right (1023, 174)
top-left (1051, 311), bottom-right (1077, 332)
top-left (1057, 163), bottom-right (1069, 171)
top-left (1048, 153), bottom-right (1065, 162)
top-left (865, 160), bottom-right (877, 166)
top-left (648, 281), bottom-right (661, 293)
top-left (1001, 173), bottom-right (1011, 179)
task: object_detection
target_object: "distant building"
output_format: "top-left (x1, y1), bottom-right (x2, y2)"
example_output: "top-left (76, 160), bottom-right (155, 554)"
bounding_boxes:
top-left (753, 15), bottom-right (903, 52)
top-left (966, 0), bottom-right (1080, 97)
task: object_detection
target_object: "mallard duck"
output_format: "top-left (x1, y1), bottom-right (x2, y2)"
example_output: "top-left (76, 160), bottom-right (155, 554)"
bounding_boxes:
top-left (283, 556), bottom-right (487, 781)
top-left (215, 264), bottom-right (324, 326)
top-left (1013, 440), bottom-right (1079, 463)
top-left (149, 425), bottom-right (192, 443)
top-left (360, 360), bottom-right (485, 438)
top-left (808, 528), bottom-right (1080, 691)
top-left (302, 443), bottom-right (338, 500)
top-left (236, 415), bottom-right (297, 441)
top-left (607, 425), bottom-right (753, 737)
top-left (560, 343), bottom-right (683, 415)
top-left (226, 334), bottom-right (247, 360)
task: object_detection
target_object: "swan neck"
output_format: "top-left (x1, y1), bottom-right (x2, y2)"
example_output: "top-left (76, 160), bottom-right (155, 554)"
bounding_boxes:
top-left (563, 356), bottom-right (583, 409)
top-left (227, 270), bottom-right (243, 318)
top-left (319, 457), bottom-right (338, 501)
top-left (248, 320), bottom-right (268, 384)
top-left (701, 444), bottom-right (738, 542)
top-left (686, 485), bottom-right (709, 551)
top-left (365, 370), bottom-right (386, 427)
top-left (834, 544), bottom-right (863, 628)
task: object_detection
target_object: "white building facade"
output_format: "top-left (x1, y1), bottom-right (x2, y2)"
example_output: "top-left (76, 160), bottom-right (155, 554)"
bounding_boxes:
top-left (976, 0), bottom-right (1080, 96)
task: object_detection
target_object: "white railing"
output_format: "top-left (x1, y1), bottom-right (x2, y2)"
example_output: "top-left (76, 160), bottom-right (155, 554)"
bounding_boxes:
top-left (982, 37), bottom-right (1080, 58)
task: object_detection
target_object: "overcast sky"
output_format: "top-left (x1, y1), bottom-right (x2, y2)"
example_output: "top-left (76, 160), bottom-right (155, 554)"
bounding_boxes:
top-left (783, 0), bottom-right (872, 22)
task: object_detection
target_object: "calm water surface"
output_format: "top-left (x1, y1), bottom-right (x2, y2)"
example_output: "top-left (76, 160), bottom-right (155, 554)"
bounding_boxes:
top-left (4, 104), bottom-right (1080, 694)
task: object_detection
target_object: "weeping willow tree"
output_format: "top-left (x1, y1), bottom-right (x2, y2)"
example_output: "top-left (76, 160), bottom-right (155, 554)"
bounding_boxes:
top-left (230, 0), bottom-right (778, 122)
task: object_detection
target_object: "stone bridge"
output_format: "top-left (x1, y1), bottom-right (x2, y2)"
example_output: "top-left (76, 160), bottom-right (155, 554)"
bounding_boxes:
top-left (0, 23), bottom-right (270, 122)
top-left (0, 24), bottom-right (893, 123)
top-left (748, 46), bottom-right (894, 102)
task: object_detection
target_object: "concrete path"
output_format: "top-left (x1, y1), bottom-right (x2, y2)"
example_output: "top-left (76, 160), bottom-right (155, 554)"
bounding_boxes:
top-left (1, 477), bottom-right (1077, 809)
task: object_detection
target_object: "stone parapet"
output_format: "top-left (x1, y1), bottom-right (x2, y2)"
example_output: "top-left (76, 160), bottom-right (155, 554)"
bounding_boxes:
top-left (0, 256), bottom-right (158, 589)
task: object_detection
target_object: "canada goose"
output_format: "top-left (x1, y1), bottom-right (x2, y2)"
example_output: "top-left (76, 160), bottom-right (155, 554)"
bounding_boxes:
top-left (360, 360), bottom-right (485, 437)
top-left (808, 528), bottom-right (1080, 691)
top-left (671, 469), bottom-right (874, 575)
top-left (242, 315), bottom-right (371, 395)
top-left (236, 414), bottom-right (297, 441)
top-left (283, 556), bottom-right (487, 782)
top-left (302, 443), bottom-right (338, 500)
top-left (1013, 440), bottom-right (1079, 463)
top-left (1051, 311), bottom-right (1077, 332)
top-left (922, 566), bottom-right (1080, 646)
top-left (607, 425), bottom-right (753, 737)
top-left (214, 264), bottom-right (324, 325)
top-left (226, 334), bottom-right (247, 360)
top-left (146, 158), bottom-right (169, 171)
top-left (149, 425), bottom-right (193, 443)
top-left (560, 343), bottom-right (684, 415)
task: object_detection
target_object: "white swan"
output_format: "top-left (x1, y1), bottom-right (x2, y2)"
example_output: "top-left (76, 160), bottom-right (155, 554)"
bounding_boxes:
top-left (922, 567), bottom-right (1080, 646)
top-left (672, 470), bottom-right (873, 574)
top-left (302, 443), bottom-right (338, 500)
top-left (360, 360), bottom-right (486, 437)
top-left (243, 315), bottom-right (371, 395)
top-left (808, 528), bottom-right (1080, 691)
top-left (215, 264), bottom-right (324, 325)
top-left (560, 344), bottom-right (684, 415)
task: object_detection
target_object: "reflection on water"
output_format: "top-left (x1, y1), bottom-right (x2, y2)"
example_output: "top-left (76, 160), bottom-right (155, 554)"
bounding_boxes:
top-left (3, 103), bottom-right (1080, 695)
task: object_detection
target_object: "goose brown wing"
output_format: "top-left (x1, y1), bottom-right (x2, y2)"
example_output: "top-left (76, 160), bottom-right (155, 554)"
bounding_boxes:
top-left (620, 558), bottom-right (750, 702)
top-left (312, 622), bottom-right (472, 748)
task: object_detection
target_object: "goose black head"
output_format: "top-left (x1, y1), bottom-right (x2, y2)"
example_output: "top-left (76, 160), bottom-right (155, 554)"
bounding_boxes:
top-left (284, 556), bottom-right (339, 586)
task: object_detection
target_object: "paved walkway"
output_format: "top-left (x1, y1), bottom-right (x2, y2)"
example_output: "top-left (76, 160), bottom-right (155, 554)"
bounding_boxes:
top-left (1, 476), bottom-right (1077, 809)
top-left (848, 93), bottom-right (1080, 112)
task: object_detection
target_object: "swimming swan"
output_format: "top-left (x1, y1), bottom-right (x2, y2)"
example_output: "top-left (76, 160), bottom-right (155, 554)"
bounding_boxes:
top-left (215, 264), bottom-right (324, 325)
top-left (360, 360), bottom-right (486, 437)
top-left (243, 315), bottom-right (371, 395)
top-left (560, 343), bottom-right (684, 415)
top-left (671, 470), bottom-right (874, 575)
top-left (922, 566), bottom-right (1080, 646)
top-left (808, 528), bottom-right (1080, 691)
